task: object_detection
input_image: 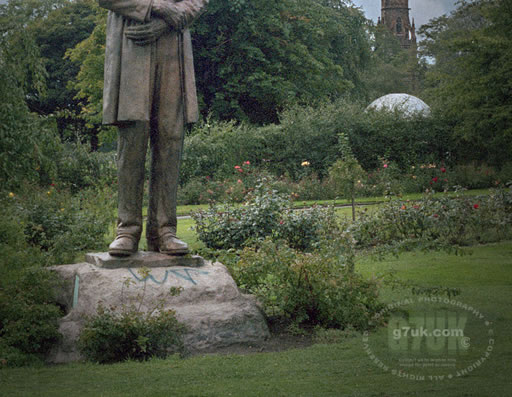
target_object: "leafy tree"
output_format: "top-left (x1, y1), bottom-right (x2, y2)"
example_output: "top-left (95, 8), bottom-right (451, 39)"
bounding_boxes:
top-left (64, 2), bottom-right (114, 147)
top-left (328, 133), bottom-right (366, 220)
top-left (0, 0), bottom-right (62, 189)
top-left (419, 0), bottom-right (512, 167)
top-left (193, 0), bottom-right (370, 123)
top-left (27, 0), bottom-right (96, 145)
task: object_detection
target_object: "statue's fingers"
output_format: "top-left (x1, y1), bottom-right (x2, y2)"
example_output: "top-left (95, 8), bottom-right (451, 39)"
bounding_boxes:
top-left (129, 32), bottom-right (159, 45)
top-left (125, 29), bottom-right (156, 40)
top-left (133, 37), bottom-right (158, 46)
top-left (125, 24), bottom-right (146, 32)
top-left (125, 31), bottom-right (144, 40)
top-left (125, 27), bottom-right (152, 36)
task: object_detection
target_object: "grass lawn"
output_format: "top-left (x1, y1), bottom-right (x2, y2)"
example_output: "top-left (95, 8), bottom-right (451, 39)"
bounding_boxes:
top-left (2, 241), bottom-right (510, 396)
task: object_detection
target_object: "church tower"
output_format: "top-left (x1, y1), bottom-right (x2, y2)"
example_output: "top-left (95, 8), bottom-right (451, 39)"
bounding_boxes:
top-left (379, 0), bottom-right (417, 49)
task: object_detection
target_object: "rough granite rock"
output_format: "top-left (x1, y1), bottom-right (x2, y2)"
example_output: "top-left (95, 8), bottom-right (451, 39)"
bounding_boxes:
top-left (48, 256), bottom-right (269, 363)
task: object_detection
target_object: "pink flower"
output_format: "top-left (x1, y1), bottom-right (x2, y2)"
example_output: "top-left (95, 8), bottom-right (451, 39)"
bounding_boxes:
top-left (234, 165), bottom-right (241, 169)
top-left (237, 179), bottom-right (242, 184)
top-left (433, 214), bottom-right (439, 218)
top-left (244, 161), bottom-right (250, 165)
top-left (279, 220), bottom-right (284, 225)
top-left (383, 164), bottom-right (388, 168)
top-left (237, 168), bottom-right (243, 173)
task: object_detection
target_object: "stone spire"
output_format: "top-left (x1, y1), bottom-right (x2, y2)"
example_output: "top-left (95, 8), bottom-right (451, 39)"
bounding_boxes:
top-left (379, 0), bottom-right (417, 49)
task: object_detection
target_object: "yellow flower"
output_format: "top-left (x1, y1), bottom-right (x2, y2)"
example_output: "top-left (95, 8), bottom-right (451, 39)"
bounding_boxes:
top-left (47, 191), bottom-right (51, 195)
top-left (60, 208), bottom-right (65, 212)
top-left (8, 192), bottom-right (15, 198)
top-left (301, 161), bottom-right (310, 166)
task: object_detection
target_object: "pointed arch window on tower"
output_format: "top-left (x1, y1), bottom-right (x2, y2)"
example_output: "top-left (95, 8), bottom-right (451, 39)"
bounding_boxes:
top-left (396, 17), bottom-right (403, 34)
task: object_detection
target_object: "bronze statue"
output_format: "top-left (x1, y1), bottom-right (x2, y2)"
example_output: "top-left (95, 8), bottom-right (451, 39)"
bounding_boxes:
top-left (99, 0), bottom-right (207, 256)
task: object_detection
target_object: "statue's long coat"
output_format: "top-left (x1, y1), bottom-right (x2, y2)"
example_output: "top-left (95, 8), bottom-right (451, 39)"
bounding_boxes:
top-left (99, 0), bottom-right (207, 125)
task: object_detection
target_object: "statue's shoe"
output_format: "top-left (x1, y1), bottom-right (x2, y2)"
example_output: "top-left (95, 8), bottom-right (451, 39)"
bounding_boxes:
top-left (108, 235), bottom-right (138, 256)
top-left (148, 234), bottom-right (189, 255)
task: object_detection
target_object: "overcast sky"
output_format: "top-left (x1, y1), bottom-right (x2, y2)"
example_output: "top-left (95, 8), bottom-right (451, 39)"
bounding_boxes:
top-left (351, 0), bottom-right (459, 29)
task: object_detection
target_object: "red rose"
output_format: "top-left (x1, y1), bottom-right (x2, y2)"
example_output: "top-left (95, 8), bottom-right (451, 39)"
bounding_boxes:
top-left (441, 167), bottom-right (446, 173)
top-left (473, 204), bottom-right (479, 209)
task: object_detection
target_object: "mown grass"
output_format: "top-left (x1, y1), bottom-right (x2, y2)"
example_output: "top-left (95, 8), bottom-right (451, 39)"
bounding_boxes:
top-left (2, 241), bottom-right (511, 396)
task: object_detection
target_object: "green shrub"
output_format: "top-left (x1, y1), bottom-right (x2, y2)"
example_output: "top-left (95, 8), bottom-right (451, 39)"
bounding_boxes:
top-left (9, 184), bottom-right (113, 265)
top-left (451, 163), bottom-right (499, 190)
top-left (56, 144), bottom-right (117, 194)
top-left (78, 270), bottom-right (186, 364)
top-left (181, 100), bottom-right (455, 185)
top-left (78, 304), bottom-right (185, 364)
top-left (193, 180), bottom-right (288, 249)
top-left (193, 178), bottom-right (332, 250)
top-left (0, 199), bottom-right (65, 368)
top-left (351, 186), bottom-right (512, 253)
top-left (0, 267), bottom-right (63, 368)
top-left (276, 206), bottom-right (333, 251)
top-left (232, 238), bottom-right (384, 329)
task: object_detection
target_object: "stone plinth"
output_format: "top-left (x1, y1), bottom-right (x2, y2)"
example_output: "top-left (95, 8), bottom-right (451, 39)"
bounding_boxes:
top-left (85, 251), bottom-right (204, 268)
top-left (48, 254), bottom-right (269, 363)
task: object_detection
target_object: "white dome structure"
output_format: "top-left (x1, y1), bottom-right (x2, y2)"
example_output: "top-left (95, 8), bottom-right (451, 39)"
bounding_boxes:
top-left (367, 93), bottom-right (431, 117)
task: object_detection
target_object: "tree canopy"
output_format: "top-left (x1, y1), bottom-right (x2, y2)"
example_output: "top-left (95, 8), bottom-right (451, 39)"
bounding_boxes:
top-left (0, 0), bottom-right (62, 188)
top-left (419, 0), bottom-right (512, 167)
top-left (28, 0), bottom-right (96, 141)
top-left (192, 0), bottom-right (370, 123)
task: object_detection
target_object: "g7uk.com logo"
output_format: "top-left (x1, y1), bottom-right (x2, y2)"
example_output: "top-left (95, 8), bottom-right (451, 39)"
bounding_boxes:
top-left (363, 296), bottom-right (495, 381)
top-left (389, 310), bottom-right (470, 353)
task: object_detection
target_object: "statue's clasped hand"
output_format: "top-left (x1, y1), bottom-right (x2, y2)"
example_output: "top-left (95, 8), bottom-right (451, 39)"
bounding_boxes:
top-left (124, 18), bottom-right (169, 46)
top-left (152, 0), bottom-right (186, 30)
top-left (124, 0), bottom-right (186, 46)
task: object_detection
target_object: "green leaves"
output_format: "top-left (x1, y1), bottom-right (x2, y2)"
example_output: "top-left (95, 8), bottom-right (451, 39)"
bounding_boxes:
top-left (192, 177), bottom-right (331, 250)
top-left (234, 238), bottom-right (385, 329)
top-left (420, 0), bottom-right (512, 167)
top-left (192, 0), bottom-right (369, 123)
